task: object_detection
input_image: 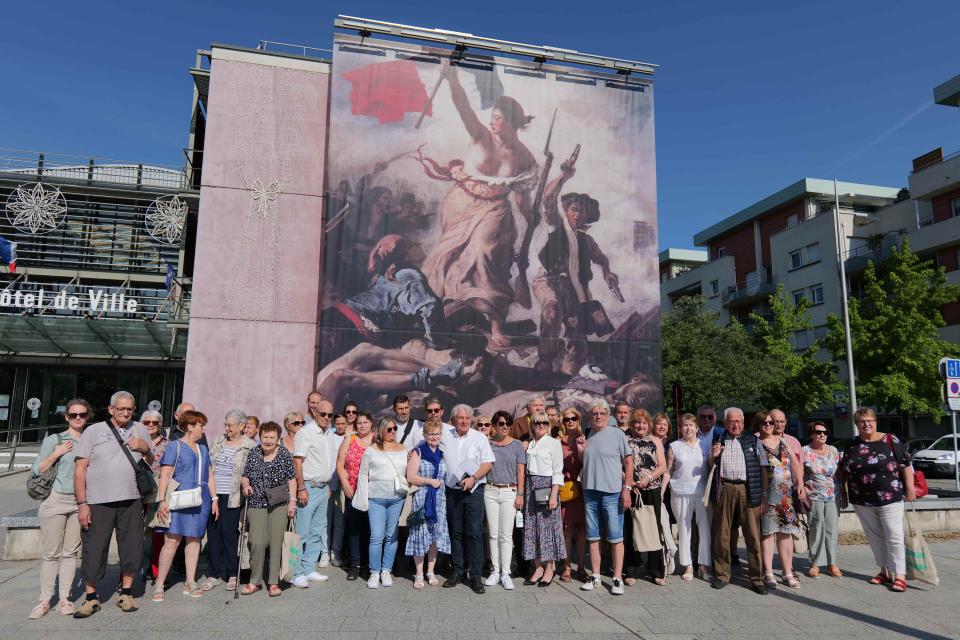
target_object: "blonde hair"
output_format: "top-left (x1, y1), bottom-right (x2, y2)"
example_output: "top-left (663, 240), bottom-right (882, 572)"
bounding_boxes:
top-left (558, 407), bottom-right (582, 439)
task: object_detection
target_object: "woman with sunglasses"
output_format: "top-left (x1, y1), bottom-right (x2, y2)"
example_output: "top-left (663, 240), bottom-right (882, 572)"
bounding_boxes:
top-left (28, 398), bottom-right (92, 619)
top-left (141, 410), bottom-right (168, 585)
top-left (343, 401), bottom-right (360, 434)
top-left (483, 410), bottom-right (525, 590)
top-left (559, 408), bottom-right (587, 582)
top-left (282, 412), bottom-right (305, 452)
top-left (522, 411), bottom-right (566, 586)
top-left (757, 410), bottom-right (805, 589)
top-left (336, 410), bottom-right (375, 580)
top-left (475, 414), bottom-right (494, 439)
top-left (803, 421), bottom-right (842, 578)
top-left (405, 418), bottom-right (450, 588)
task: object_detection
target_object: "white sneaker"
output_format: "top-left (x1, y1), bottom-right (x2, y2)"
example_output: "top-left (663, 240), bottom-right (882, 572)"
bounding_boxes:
top-left (306, 571), bottom-right (329, 583)
top-left (290, 575), bottom-right (310, 588)
top-left (611, 577), bottom-right (625, 596)
top-left (501, 574), bottom-right (515, 590)
top-left (366, 573), bottom-right (380, 589)
top-left (484, 572), bottom-right (501, 586)
top-left (318, 553), bottom-right (330, 568)
top-left (380, 570), bottom-right (393, 587)
top-left (580, 575), bottom-right (602, 591)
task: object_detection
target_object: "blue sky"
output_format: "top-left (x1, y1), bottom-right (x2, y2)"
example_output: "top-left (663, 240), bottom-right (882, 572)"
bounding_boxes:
top-left (3, 0), bottom-right (958, 251)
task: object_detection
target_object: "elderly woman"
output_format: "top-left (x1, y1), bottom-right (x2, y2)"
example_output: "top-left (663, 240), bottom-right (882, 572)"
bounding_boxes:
top-left (240, 421), bottom-right (297, 596)
top-left (652, 412), bottom-right (672, 443)
top-left (153, 411), bottom-right (217, 601)
top-left (475, 415), bottom-right (493, 439)
top-left (803, 420), bottom-right (842, 579)
top-left (354, 417), bottom-right (410, 588)
top-left (756, 410), bottom-right (805, 589)
top-left (625, 408), bottom-right (667, 585)
top-left (28, 399), bottom-right (92, 619)
top-left (244, 415), bottom-right (260, 442)
top-left (282, 412), bottom-right (305, 452)
top-left (142, 410), bottom-right (168, 584)
top-left (663, 413), bottom-right (711, 581)
top-left (559, 407), bottom-right (587, 582)
top-left (203, 409), bottom-right (256, 592)
top-left (842, 407), bottom-right (915, 593)
top-left (336, 410), bottom-right (375, 580)
top-left (405, 418), bottom-right (450, 588)
top-left (580, 400), bottom-right (633, 595)
top-left (484, 410), bottom-right (525, 589)
top-left (522, 411), bottom-right (566, 587)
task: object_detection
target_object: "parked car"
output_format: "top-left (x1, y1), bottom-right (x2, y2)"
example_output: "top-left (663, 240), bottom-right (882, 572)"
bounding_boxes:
top-left (905, 438), bottom-right (937, 455)
top-left (911, 436), bottom-right (960, 478)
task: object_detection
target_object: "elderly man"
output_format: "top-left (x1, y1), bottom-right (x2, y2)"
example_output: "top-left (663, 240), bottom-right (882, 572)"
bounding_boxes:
top-left (709, 407), bottom-right (769, 594)
top-left (769, 409), bottom-right (802, 464)
top-left (579, 400), bottom-right (634, 596)
top-left (169, 401), bottom-right (208, 448)
top-left (73, 391), bottom-right (153, 617)
top-left (292, 398), bottom-right (337, 586)
top-left (442, 404), bottom-right (495, 593)
top-left (510, 394), bottom-right (546, 442)
top-left (696, 405), bottom-right (725, 441)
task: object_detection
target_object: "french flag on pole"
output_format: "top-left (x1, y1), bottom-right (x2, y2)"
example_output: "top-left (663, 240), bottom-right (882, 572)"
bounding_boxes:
top-left (0, 236), bottom-right (16, 273)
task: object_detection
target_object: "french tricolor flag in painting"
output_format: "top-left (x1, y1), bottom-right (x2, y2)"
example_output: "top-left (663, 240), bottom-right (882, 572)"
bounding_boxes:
top-left (0, 236), bottom-right (16, 273)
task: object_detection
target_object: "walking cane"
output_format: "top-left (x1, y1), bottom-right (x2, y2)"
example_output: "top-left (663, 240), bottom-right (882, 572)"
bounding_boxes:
top-left (233, 498), bottom-right (250, 600)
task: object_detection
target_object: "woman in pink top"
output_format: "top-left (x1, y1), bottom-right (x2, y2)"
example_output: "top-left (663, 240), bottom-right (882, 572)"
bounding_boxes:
top-left (336, 410), bottom-right (374, 581)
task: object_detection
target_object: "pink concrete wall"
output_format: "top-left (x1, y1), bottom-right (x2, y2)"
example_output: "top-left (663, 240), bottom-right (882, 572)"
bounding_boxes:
top-left (183, 53), bottom-right (330, 439)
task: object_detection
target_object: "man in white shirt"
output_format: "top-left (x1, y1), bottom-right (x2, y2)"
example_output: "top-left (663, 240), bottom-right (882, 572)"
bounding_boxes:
top-left (441, 404), bottom-right (495, 594)
top-left (292, 398), bottom-right (336, 588)
top-left (393, 395), bottom-right (423, 450)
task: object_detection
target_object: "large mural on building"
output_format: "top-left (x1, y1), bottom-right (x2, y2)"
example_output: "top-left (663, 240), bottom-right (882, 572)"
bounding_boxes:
top-left (318, 35), bottom-right (660, 414)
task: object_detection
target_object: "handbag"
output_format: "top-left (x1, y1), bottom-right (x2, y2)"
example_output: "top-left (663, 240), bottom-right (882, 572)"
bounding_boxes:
top-left (792, 513), bottom-right (809, 554)
top-left (885, 434), bottom-right (928, 498)
top-left (108, 424), bottom-right (157, 498)
top-left (559, 480), bottom-right (580, 503)
top-left (27, 434), bottom-right (64, 500)
top-left (261, 450), bottom-right (290, 507)
top-left (631, 491), bottom-right (662, 552)
top-left (279, 518), bottom-right (301, 583)
top-left (533, 486), bottom-right (552, 508)
top-left (905, 503), bottom-right (939, 585)
top-left (168, 442), bottom-right (203, 511)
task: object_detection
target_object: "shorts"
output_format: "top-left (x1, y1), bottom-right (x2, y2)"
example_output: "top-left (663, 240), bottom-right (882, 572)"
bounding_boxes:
top-left (583, 489), bottom-right (624, 543)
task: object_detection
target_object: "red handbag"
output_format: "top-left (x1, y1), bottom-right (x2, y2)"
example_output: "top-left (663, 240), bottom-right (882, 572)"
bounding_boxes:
top-left (885, 434), bottom-right (928, 499)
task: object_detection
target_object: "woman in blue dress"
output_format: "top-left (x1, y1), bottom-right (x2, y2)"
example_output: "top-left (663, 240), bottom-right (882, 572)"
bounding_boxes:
top-left (404, 419), bottom-right (450, 588)
top-left (152, 410), bottom-right (217, 601)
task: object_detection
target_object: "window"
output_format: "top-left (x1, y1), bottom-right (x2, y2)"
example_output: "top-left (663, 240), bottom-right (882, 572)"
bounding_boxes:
top-left (710, 280), bottom-right (719, 296)
top-left (952, 198), bottom-right (960, 218)
top-left (787, 213), bottom-right (799, 228)
top-left (794, 329), bottom-right (811, 349)
top-left (793, 289), bottom-right (805, 306)
top-left (813, 325), bottom-right (828, 340)
top-left (806, 242), bottom-right (820, 263)
top-left (716, 246), bottom-right (726, 259)
top-left (810, 284), bottom-right (824, 304)
top-left (789, 250), bottom-right (802, 270)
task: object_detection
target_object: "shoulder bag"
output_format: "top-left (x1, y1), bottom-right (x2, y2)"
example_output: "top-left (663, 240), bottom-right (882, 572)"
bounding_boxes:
top-left (885, 434), bottom-right (928, 498)
top-left (264, 451), bottom-right (291, 507)
top-left (168, 442), bottom-right (203, 511)
top-left (108, 424), bottom-right (157, 498)
top-left (27, 434), bottom-right (64, 501)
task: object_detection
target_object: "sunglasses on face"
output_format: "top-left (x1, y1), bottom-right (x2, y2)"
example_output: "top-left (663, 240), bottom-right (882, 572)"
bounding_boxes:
top-left (762, 420), bottom-right (774, 425)
top-left (67, 412), bottom-right (88, 419)
top-left (426, 407), bottom-right (442, 414)
top-left (495, 421), bottom-right (508, 427)
top-left (813, 430), bottom-right (828, 436)
top-left (477, 422), bottom-right (491, 427)
top-left (317, 412), bottom-right (333, 418)
top-left (344, 409), bottom-right (357, 415)
top-left (142, 420), bottom-right (160, 426)
top-left (384, 426), bottom-right (398, 433)
top-left (290, 420), bottom-right (305, 427)
top-left (562, 416), bottom-right (579, 423)
top-left (698, 415), bottom-right (714, 420)
top-left (533, 420), bottom-right (550, 426)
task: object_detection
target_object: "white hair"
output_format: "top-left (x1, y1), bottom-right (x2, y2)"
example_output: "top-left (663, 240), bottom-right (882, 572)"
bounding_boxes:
top-left (110, 390), bottom-right (135, 406)
top-left (723, 407), bottom-right (744, 421)
top-left (140, 410), bottom-right (162, 424)
top-left (526, 394), bottom-right (546, 410)
top-left (224, 409), bottom-right (247, 425)
top-left (588, 399), bottom-right (610, 414)
top-left (450, 404), bottom-right (473, 419)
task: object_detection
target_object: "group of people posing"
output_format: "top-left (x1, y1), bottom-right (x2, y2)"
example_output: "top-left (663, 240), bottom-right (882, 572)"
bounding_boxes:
top-left (27, 390), bottom-right (917, 620)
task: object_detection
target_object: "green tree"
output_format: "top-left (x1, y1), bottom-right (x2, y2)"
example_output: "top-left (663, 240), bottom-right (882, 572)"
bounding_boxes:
top-left (750, 284), bottom-right (839, 417)
top-left (825, 238), bottom-right (960, 420)
top-left (661, 295), bottom-right (765, 411)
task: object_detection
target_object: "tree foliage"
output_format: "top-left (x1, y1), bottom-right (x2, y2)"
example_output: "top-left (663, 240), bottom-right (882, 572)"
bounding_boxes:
top-left (750, 284), bottom-right (839, 417)
top-left (661, 295), bottom-right (764, 411)
top-left (825, 238), bottom-right (960, 420)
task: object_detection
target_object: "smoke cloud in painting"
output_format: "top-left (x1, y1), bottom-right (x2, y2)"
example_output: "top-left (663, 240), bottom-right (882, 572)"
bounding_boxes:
top-left (317, 35), bottom-right (660, 417)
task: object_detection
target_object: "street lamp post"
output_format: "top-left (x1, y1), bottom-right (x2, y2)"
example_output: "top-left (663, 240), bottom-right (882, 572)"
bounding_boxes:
top-left (834, 179), bottom-right (859, 428)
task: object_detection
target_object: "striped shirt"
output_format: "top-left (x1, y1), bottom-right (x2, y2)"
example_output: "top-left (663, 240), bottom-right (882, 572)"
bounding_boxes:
top-left (213, 444), bottom-right (240, 495)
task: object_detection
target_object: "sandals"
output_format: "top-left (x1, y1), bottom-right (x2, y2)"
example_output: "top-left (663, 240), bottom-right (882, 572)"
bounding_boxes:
top-left (268, 584), bottom-right (282, 597)
top-left (868, 573), bottom-right (892, 585)
top-left (681, 569), bottom-right (694, 582)
top-left (782, 572), bottom-right (801, 589)
top-left (151, 586), bottom-right (166, 602)
top-left (413, 575), bottom-right (425, 589)
top-left (426, 573), bottom-right (440, 586)
top-left (240, 584), bottom-right (262, 596)
top-left (763, 573), bottom-right (778, 588)
top-left (891, 578), bottom-right (907, 592)
top-left (181, 582), bottom-right (203, 598)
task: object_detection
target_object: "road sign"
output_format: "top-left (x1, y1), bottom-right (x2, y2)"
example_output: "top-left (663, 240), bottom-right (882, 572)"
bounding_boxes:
top-left (940, 357), bottom-right (960, 411)
top-left (26, 397), bottom-right (41, 411)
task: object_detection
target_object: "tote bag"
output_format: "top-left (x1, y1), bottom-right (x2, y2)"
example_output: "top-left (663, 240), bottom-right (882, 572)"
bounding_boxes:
top-left (905, 504), bottom-right (939, 585)
top-left (279, 518), bottom-right (301, 582)
top-left (631, 491), bottom-right (661, 552)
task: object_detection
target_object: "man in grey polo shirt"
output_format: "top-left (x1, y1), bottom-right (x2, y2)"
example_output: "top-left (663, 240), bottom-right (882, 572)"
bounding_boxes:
top-left (73, 390), bottom-right (153, 617)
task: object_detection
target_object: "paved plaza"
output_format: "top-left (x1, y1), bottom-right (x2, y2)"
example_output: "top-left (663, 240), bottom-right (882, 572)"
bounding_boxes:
top-left (0, 538), bottom-right (957, 640)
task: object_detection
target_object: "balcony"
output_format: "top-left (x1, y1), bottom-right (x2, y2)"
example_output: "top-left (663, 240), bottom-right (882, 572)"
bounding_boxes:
top-left (844, 233), bottom-right (902, 274)
top-left (722, 275), bottom-right (777, 307)
top-left (909, 150), bottom-right (960, 201)
top-left (909, 212), bottom-right (960, 255)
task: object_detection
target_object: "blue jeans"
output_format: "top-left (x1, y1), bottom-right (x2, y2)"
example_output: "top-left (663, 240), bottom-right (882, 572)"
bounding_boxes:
top-left (367, 497), bottom-right (404, 573)
top-left (583, 489), bottom-right (624, 543)
top-left (295, 484), bottom-right (330, 577)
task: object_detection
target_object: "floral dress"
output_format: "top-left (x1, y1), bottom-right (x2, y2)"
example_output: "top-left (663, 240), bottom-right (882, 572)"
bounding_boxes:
top-left (761, 440), bottom-right (799, 536)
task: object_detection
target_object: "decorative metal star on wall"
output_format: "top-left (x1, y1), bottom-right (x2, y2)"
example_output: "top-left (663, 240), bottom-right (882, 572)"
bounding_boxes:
top-left (5, 183), bottom-right (67, 234)
top-left (145, 195), bottom-right (187, 245)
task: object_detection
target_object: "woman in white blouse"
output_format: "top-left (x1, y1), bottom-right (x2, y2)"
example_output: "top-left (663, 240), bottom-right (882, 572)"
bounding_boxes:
top-left (353, 417), bottom-right (410, 589)
top-left (662, 413), bottom-right (712, 581)
top-left (521, 411), bottom-right (566, 586)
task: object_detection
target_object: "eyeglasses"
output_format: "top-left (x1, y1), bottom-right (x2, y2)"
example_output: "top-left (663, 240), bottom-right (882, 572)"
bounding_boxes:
top-left (813, 430), bottom-right (828, 436)
top-left (495, 421), bottom-right (508, 427)
top-left (290, 420), bottom-right (305, 427)
top-left (114, 407), bottom-right (135, 414)
top-left (477, 422), bottom-right (491, 427)
top-left (533, 420), bottom-right (550, 426)
top-left (698, 414), bottom-right (714, 420)
top-left (344, 409), bottom-right (357, 415)
top-left (425, 432), bottom-right (442, 438)
top-left (426, 407), bottom-right (442, 414)
top-left (317, 412), bottom-right (333, 418)
top-left (142, 420), bottom-right (160, 426)
top-left (562, 416), bottom-right (579, 423)
top-left (385, 426), bottom-right (398, 433)
top-left (67, 411), bottom-right (88, 419)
